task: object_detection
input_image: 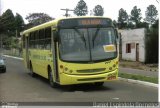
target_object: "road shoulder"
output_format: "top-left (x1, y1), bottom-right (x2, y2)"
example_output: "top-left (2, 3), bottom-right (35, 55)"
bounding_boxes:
top-left (119, 77), bottom-right (158, 88)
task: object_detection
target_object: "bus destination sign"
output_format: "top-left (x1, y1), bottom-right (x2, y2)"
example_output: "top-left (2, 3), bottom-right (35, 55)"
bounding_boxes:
top-left (79, 19), bottom-right (104, 25)
top-left (59, 18), bottom-right (112, 28)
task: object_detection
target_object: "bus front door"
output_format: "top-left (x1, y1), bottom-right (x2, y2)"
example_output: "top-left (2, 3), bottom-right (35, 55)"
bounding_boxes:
top-left (52, 30), bottom-right (59, 83)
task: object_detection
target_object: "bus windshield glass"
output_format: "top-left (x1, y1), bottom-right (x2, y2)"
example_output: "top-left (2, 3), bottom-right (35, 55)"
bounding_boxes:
top-left (59, 28), bottom-right (117, 62)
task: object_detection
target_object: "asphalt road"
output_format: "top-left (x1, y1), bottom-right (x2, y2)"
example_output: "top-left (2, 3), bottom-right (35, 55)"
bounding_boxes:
top-left (0, 57), bottom-right (158, 105)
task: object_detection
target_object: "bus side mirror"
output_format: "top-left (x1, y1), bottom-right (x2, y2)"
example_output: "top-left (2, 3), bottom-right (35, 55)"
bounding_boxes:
top-left (114, 29), bottom-right (119, 44)
top-left (114, 29), bottom-right (118, 39)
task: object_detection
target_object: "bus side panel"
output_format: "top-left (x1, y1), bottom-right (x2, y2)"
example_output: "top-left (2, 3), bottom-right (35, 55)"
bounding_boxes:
top-left (30, 49), bottom-right (43, 77)
top-left (38, 50), bottom-right (52, 79)
top-left (22, 49), bottom-right (27, 69)
top-left (29, 49), bottom-right (53, 79)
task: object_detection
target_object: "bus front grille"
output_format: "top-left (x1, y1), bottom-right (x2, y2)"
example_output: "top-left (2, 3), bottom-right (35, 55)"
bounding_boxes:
top-left (77, 68), bottom-right (106, 73)
top-left (77, 77), bottom-right (105, 81)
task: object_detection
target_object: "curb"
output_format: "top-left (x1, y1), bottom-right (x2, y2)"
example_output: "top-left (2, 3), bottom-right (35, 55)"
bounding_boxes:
top-left (118, 77), bottom-right (158, 88)
top-left (3, 55), bottom-right (158, 88)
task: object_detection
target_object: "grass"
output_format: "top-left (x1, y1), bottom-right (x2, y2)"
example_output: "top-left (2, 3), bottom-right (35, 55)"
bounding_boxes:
top-left (119, 73), bottom-right (158, 84)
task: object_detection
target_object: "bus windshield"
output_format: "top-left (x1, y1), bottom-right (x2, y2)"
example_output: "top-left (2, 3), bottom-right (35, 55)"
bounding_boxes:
top-left (59, 28), bottom-right (117, 62)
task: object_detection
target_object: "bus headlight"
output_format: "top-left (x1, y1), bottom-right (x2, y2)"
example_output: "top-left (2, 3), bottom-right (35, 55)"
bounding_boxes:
top-left (60, 65), bottom-right (64, 69)
top-left (64, 67), bottom-right (68, 71)
top-left (63, 67), bottom-right (73, 74)
top-left (109, 67), bottom-right (112, 70)
top-left (69, 70), bottom-right (73, 73)
top-left (113, 64), bottom-right (116, 68)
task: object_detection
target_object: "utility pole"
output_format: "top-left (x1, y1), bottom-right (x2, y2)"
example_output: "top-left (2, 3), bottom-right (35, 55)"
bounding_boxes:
top-left (0, 0), bottom-right (2, 16)
top-left (61, 8), bottom-right (74, 17)
top-left (156, 0), bottom-right (159, 3)
top-left (90, 10), bottom-right (94, 16)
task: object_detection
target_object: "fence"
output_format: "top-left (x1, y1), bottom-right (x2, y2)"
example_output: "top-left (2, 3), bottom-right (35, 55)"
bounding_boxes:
top-left (1, 49), bottom-right (22, 57)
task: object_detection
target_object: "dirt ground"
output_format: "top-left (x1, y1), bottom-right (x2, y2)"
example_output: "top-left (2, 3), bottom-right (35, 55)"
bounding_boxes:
top-left (119, 60), bottom-right (158, 72)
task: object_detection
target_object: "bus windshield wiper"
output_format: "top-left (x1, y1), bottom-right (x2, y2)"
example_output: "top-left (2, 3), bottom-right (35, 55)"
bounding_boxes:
top-left (74, 27), bottom-right (87, 48)
top-left (92, 28), bottom-right (100, 47)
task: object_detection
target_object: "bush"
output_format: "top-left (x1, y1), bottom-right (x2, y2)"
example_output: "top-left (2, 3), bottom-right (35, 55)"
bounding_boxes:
top-left (145, 28), bottom-right (158, 63)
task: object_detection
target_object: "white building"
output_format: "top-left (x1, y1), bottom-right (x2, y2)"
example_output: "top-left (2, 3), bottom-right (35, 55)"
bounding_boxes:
top-left (119, 28), bottom-right (146, 62)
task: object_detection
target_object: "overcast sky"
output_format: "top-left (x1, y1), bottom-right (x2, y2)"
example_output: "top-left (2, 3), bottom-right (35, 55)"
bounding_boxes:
top-left (0, 0), bottom-right (159, 23)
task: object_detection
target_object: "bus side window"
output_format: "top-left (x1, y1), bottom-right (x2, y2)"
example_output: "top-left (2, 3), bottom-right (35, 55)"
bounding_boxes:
top-left (35, 31), bottom-right (39, 49)
top-left (29, 33), bottom-right (31, 48)
top-left (39, 29), bottom-right (45, 49)
top-left (45, 27), bottom-right (51, 50)
top-left (23, 35), bottom-right (25, 48)
top-left (28, 34), bottom-right (30, 48)
top-left (31, 32), bottom-right (35, 48)
top-left (32, 32), bottom-right (36, 48)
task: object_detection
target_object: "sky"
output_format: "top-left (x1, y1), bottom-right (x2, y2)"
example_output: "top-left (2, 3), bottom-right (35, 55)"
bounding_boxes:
top-left (0, 0), bottom-right (159, 23)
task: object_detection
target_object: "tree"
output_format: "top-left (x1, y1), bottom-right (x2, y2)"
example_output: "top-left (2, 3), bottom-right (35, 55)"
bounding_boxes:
top-left (15, 13), bottom-right (24, 37)
top-left (152, 19), bottom-right (159, 28)
top-left (127, 22), bottom-right (135, 29)
top-left (145, 28), bottom-right (158, 63)
top-left (118, 8), bottom-right (128, 29)
top-left (145, 5), bottom-right (158, 25)
top-left (0, 9), bottom-right (25, 50)
top-left (93, 5), bottom-right (104, 16)
top-left (0, 9), bottom-right (15, 35)
top-left (0, 9), bottom-right (16, 50)
top-left (74, 0), bottom-right (88, 16)
top-left (130, 6), bottom-right (142, 28)
top-left (0, 16), bottom-right (4, 33)
top-left (25, 13), bottom-right (54, 26)
top-left (137, 21), bottom-right (148, 28)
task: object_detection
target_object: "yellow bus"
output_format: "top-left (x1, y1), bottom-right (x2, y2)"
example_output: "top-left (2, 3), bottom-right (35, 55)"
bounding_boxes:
top-left (21, 16), bottom-right (119, 87)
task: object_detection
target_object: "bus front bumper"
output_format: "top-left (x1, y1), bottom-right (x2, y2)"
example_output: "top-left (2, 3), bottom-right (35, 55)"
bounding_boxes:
top-left (59, 69), bottom-right (118, 85)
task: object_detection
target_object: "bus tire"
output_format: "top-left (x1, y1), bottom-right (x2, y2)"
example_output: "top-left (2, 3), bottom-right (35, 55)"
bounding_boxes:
top-left (30, 62), bottom-right (36, 77)
top-left (94, 82), bottom-right (104, 86)
top-left (48, 67), bottom-right (58, 88)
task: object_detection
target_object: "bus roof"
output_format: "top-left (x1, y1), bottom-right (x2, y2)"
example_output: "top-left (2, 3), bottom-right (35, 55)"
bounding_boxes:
top-left (22, 16), bottom-right (112, 35)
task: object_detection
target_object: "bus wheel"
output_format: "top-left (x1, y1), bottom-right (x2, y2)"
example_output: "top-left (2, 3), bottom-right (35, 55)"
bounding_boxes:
top-left (48, 68), bottom-right (58, 88)
top-left (30, 63), bottom-right (36, 77)
top-left (94, 82), bottom-right (104, 86)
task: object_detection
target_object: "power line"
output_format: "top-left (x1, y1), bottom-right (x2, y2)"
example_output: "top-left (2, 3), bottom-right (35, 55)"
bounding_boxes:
top-left (156, 0), bottom-right (159, 3)
top-left (60, 8), bottom-right (74, 17)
